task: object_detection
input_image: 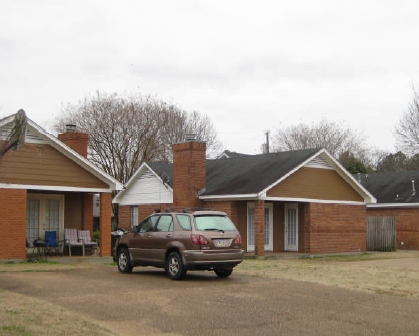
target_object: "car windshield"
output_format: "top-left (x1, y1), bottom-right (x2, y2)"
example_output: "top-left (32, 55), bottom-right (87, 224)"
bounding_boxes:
top-left (194, 215), bottom-right (237, 231)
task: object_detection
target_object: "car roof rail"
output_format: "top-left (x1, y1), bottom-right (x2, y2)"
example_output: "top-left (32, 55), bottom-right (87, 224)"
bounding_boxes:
top-left (182, 207), bottom-right (215, 213)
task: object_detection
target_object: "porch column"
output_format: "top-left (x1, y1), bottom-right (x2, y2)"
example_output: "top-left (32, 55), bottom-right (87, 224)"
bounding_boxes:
top-left (254, 199), bottom-right (265, 256)
top-left (99, 192), bottom-right (112, 257)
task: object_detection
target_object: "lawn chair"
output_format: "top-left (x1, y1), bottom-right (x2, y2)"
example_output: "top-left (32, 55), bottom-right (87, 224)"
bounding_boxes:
top-left (64, 228), bottom-right (85, 256)
top-left (45, 231), bottom-right (64, 255)
top-left (26, 237), bottom-right (34, 258)
top-left (77, 230), bottom-right (98, 255)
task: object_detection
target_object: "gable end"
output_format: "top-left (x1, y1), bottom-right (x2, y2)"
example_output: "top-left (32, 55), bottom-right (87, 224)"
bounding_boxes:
top-left (304, 155), bottom-right (333, 170)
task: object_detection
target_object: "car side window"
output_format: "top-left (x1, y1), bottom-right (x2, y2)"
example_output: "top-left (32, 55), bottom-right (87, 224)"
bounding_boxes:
top-left (176, 215), bottom-right (191, 230)
top-left (138, 215), bottom-right (159, 233)
top-left (156, 215), bottom-right (173, 232)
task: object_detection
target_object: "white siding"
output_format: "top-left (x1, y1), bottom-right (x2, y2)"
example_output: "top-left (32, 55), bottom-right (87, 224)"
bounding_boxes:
top-left (117, 169), bottom-right (173, 206)
top-left (0, 124), bottom-right (46, 144)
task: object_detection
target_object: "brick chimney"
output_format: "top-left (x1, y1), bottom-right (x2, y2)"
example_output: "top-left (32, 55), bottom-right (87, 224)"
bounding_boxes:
top-left (57, 124), bottom-right (89, 158)
top-left (173, 136), bottom-right (206, 208)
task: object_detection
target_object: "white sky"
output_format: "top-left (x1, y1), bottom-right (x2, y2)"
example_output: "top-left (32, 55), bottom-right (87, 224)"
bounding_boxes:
top-left (1, 0), bottom-right (419, 154)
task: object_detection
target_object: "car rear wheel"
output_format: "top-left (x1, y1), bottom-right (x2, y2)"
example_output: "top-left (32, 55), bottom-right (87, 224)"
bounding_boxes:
top-left (166, 252), bottom-right (186, 280)
top-left (214, 268), bottom-right (233, 278)
top-left (117, 248), bottom-right (133, 273)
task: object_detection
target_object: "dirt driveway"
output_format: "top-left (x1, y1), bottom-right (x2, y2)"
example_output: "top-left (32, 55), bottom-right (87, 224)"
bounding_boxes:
top-left (1, 252), bottom-right (419, 336)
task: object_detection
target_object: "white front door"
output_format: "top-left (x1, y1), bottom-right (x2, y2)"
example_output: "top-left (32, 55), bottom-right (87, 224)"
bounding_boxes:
top-left (284, 203), bottom-right (298, 251)
top-left (26, 194), bottom-right (64, 244)
top-left (247, 202), bottom-right (273, 252)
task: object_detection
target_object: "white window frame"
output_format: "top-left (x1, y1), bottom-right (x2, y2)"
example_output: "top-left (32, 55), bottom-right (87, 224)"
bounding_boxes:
top-left (26, 194), bottom-right (65, 243)
top-left (130, 206), bottom-right (138, 229)
top-left (247, 202), bottom-right (273, 252)
top-left (284, 203), bottom-right (298, 251)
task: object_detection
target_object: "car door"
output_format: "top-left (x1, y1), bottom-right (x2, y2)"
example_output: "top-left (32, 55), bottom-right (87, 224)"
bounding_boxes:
top-left (129, 215), bottom-right (160, 262)
top-left (151, 214), bottom-right (175, 265)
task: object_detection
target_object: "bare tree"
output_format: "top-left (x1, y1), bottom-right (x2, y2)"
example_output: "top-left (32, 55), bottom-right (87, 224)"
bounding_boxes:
top-left (395, 91), bottom-right (419, 156)
top-left (55, 91), bottom-right (221, 185)
top-left (272, 119), bottom-right (373, 169)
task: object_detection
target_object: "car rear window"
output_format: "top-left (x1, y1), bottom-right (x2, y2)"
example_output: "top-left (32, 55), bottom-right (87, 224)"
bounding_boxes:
top-left (194, 215), bottom-right (237, 231)
top-left (176, 214), bottom-right (192, 230)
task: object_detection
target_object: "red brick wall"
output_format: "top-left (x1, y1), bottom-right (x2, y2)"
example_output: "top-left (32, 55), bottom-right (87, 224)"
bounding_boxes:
top-left (58, 132), bottom-right (89, 158)
top-left (254, 200), bottom-right (265, 256)
top-left (118, 205), bottom-right (131, 229)
top-left (304, 203), bottom-right (366, 254)
top-left (0, 189), bottom-right (27, 259)
top-left (367, 208), bottom-right (419, 250)
top-left (173, 141), bottom-right (206, 208)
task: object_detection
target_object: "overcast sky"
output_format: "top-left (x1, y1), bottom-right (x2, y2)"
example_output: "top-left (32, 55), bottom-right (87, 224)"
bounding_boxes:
top-left (1, 1), bottom-right (419, 154)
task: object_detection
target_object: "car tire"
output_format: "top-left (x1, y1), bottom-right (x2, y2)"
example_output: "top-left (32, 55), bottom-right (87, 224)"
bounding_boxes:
top-left (214, 268), bottom-right (233, 278)
top-left (166, 252), bottom-right (186, 280)
top-left (117, 247), bottom-right (133, 273)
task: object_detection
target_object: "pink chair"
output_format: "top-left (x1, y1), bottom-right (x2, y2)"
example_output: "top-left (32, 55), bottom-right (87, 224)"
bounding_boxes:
top-left (77, 230), bottom-right (98, 255)
top-left (64, 228), bottom-right (85, 256)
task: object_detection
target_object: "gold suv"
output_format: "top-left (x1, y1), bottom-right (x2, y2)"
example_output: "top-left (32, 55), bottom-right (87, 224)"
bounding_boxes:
top-left (114, 209), bottom-right (244, 280)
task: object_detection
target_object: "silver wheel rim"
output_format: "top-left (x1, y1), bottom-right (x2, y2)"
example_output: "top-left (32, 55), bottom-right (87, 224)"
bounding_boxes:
top-left (169, 256), bottom-right (179, 275)
top-left (119, 253), bottom-right (127, 269)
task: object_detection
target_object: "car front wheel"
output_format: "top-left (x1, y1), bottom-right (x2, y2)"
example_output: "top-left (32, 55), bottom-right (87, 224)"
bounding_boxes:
top-left (214, 268), bottom-right (233, 278)
top-left (166, 252), bottom-right (186, 280)
top-left (117, 247), bottom-right (133, 273)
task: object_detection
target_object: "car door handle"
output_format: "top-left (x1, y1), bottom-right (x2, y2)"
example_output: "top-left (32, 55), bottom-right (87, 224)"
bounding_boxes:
top-left (165, 234), bottom-right (172, 238)
top-left (147, 235), bottom-right (153, 238)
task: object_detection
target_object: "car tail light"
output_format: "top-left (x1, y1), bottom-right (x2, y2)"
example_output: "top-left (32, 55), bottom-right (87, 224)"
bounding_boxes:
top-left (234, 234), bottom-right (242, 245)
top-left (190, 234), bottom-right (209, 245)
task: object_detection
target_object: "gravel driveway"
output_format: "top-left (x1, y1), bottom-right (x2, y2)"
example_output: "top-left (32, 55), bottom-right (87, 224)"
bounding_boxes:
top-left (1, 258), bottom-right (419, 336)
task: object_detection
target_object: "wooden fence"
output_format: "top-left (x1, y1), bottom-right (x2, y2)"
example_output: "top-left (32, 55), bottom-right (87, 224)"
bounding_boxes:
top-left (366, 216), bottom-right (396, 252)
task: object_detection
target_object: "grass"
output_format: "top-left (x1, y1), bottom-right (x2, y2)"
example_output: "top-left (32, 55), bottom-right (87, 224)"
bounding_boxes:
top-left (236, 250), bottom-right (419, 298)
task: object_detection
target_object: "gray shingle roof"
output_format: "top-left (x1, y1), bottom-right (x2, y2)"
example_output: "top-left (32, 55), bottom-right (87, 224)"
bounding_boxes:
top-left (355, 171), bottom-right (419, 203)
top-left (148, 162), bottom-right (173, 186)
top-left (148, 148), bottom-right (321, 196)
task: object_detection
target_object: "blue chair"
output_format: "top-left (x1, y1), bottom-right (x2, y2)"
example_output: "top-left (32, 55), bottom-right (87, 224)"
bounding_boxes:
top-left (45, 231), bottom-right (63, 255)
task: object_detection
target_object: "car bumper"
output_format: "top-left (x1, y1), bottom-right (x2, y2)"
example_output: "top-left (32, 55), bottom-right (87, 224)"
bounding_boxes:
top-left (182, 249), bottom-right (244, 269)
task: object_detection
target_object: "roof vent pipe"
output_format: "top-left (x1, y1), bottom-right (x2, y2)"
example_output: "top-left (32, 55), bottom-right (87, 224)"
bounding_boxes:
top-left (412, 180), bottom-right (416, 196)
top-left (65, 124), bottom-right (77, 133)
top-left (185, 133), bottom-right (197, 142)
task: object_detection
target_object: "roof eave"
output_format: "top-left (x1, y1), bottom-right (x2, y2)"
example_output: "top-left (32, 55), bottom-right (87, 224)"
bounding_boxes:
top-left (0, 183), bottom-right (116, 193)
top-left (199, 194), bottom-right (259, 201)
top-left (367, 202), bottom-right (419, 208)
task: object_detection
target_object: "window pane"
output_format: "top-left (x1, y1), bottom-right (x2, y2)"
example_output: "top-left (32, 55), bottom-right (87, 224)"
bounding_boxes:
top-left (45, 199), bottom-right (59, 232)
top-left (26, 199), bottom-right (40, 243)
top-left (176, 215), bottom-right (191, 230)
top-left (248, 207), bottom-right (255, 246)
top-left (156, 215), bottom-right (173, 232)
top-left (194, 215), bottom-right (236, 231)
top-left (264, 207), bottom-right (270, 245)
top-left (131, 207), bottom-right (138, 228)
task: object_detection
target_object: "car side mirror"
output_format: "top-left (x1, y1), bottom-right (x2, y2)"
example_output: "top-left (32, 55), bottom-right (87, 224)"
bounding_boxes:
top-left (132, 225), bottom-right (138, 233)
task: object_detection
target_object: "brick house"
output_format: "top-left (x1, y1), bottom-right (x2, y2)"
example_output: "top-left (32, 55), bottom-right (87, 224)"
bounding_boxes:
top-left (0, 112), bottom-right (123, 260)
top-left (356, 171), bottom-right (419, 250)
top-left (113, 139), bottom-right (376, 256)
